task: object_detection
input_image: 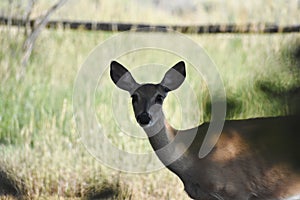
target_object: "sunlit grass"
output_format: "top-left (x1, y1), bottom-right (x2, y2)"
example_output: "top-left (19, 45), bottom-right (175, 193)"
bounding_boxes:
top-left (1, 0), bottom-right (299, 25)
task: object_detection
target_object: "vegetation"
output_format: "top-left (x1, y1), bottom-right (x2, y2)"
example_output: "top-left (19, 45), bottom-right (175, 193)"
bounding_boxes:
top-left (0, 0), bottom-right (299, 199)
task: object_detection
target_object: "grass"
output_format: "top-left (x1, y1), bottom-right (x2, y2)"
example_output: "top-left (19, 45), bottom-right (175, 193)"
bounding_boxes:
top-left (0, 0), bottom-right (299, 199)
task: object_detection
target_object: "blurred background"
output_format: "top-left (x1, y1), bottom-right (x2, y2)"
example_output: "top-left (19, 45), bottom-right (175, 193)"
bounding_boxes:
top-left (0, 0), bottom-right (300, 199)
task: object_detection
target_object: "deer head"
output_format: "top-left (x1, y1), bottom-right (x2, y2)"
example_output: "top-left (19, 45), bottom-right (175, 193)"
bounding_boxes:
top-left (110, 61), bottom-right (186, 128)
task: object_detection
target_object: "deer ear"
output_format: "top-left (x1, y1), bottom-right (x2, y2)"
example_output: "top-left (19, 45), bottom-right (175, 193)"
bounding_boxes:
top-left (110, 61), bottom-right (140, 94)
top-left (161, 61), bottom-right (186, 91)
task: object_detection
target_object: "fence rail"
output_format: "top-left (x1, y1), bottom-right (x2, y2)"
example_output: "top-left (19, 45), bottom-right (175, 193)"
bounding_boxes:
top-left (1, 16), bottom-right (300, 34)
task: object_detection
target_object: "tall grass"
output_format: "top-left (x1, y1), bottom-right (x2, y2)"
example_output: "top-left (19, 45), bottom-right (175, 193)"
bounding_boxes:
top-left (0, 0), bottom-right (299, 199)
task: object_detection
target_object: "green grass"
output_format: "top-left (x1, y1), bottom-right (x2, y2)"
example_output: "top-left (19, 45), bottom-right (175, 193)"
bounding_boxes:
top-left (0, 0), bottom-right (300, 199)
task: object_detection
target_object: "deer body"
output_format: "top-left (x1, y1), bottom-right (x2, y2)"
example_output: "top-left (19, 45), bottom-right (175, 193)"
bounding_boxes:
top-left (110, 61), bottom-right (300, 200)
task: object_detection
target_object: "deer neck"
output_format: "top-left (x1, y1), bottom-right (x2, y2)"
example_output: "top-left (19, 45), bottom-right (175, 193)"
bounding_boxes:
top-left (142, 111), bottom-right (177, 151)
top-left (142, 111), bottom-right (194, 175)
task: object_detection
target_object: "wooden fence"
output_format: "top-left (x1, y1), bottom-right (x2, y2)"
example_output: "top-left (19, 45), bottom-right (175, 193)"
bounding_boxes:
top-left (0, 16), bottom-right (299, 34)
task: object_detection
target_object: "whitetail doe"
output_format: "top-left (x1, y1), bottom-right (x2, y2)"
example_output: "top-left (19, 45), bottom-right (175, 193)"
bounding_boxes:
top-left (110, 61), bottom-right (300, 200)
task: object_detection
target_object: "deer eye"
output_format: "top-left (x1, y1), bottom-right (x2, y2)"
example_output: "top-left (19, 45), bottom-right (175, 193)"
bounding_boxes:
top-left (131, 94), bottom-right (138, 104)
top-left (155, 95), bottom-right (164, 104)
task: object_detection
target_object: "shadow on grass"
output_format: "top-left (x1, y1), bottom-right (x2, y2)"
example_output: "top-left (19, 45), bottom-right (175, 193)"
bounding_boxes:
top-left (0, 167), bottom-right (130, 199)
top-left (203, 97), bottom-right (243, 120)
top-left (255, 37), bottom-right (300, 115)
top-left (0, 167), bottom-right (25, 199)
top-left (256, 81), bottom-right (300, 115)
top-left (83, 180), bottom-right (131, 200)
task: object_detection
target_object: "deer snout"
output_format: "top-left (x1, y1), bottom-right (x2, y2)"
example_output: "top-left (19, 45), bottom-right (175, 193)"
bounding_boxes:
top-left (137, 112), bottom-right (152, 126)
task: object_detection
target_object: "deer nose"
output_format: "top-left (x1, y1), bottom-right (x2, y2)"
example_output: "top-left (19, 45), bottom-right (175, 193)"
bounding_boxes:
top-left (137, 112), bottom-right (151, 126)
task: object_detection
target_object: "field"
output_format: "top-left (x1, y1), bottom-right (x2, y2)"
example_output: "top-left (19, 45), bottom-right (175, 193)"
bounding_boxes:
top-left (0, 0), bottom-right (300, 199)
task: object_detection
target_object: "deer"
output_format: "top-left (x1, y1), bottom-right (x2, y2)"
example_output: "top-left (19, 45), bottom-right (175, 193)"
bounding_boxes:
top-left (110, 60), bottom-right (300, 200)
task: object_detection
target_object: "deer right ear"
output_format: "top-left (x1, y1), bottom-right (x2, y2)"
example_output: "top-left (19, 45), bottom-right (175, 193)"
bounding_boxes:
top-left (110, 61), bottom-right (140, 94)
top-left (160, 61), bottom-right (186, 91)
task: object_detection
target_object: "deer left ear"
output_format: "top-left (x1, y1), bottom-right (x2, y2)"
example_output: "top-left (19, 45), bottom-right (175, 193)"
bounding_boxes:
top-left (161, 61), bottom-right (186, 91)
top-left (110, 61), bottom-right (140, 94)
